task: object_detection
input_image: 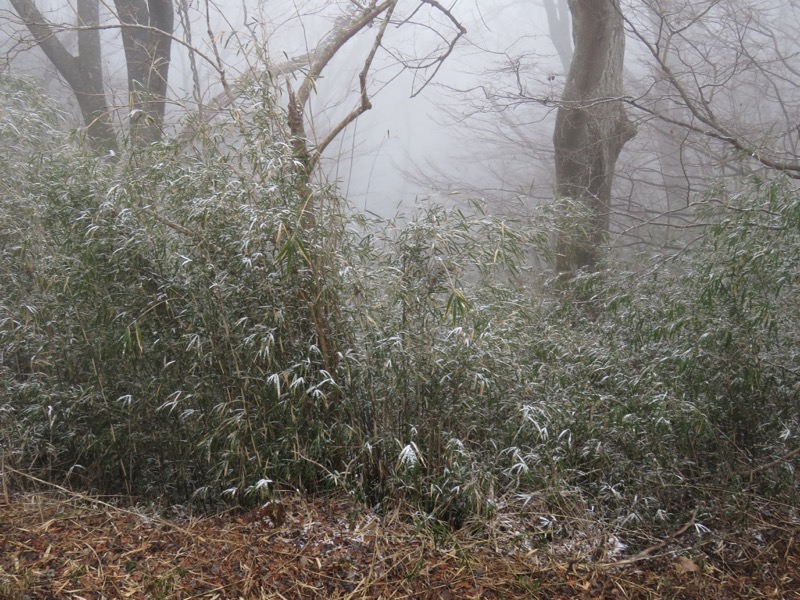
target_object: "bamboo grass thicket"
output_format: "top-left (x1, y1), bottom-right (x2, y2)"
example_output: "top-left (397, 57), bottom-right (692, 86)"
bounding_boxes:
top-left (1, 75), bottom-right (799, 529)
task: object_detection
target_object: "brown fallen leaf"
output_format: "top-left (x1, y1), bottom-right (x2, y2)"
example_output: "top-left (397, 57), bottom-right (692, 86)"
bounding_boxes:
top-left (674, 555), bottom-right (700, 575)
top-left (256, 500), bottom-right (287, 527)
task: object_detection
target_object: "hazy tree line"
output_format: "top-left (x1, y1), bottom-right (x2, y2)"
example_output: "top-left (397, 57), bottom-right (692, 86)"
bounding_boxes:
top-left (436, 0), bottom-right (800, 267)
top-left (1, 0), bottom-right (799, 535)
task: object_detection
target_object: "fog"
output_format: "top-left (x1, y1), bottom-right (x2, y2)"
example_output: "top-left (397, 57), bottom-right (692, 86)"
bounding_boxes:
top-left (4, 0), bottom-right (798, 229)
top-left (5, 5), bottom-right (800, 582)
top-left (164, 1), bottom-right (568, 216)
top-left (0, 0), bottom-right (567, 216)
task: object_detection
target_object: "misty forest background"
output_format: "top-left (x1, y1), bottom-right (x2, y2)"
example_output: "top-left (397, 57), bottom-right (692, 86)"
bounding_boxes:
top-left (2, 0), bottom-right (800, 536)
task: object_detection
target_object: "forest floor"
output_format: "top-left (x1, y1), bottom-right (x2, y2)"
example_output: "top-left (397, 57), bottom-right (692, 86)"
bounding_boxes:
top-left (1, 481), bottom-right (799, 599)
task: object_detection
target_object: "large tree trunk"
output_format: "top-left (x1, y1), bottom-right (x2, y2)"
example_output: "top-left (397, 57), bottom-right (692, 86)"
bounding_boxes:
top-left (115, 0), bottom-right (174, 145)
top-left (9, 0), bottom-right (119, 153)
top-left (553, 0), bottom-right (636, 275)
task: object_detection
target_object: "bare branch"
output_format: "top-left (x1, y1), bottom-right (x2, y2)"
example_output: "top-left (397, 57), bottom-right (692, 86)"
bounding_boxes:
top-left (409, 0), bottom-right (467, 97)
top-left (622, 6), bottom-right (800, 178)
top-left (297, 1), bottom-right (396, 110)
top-left (308, 0), bottom-right (397, 173)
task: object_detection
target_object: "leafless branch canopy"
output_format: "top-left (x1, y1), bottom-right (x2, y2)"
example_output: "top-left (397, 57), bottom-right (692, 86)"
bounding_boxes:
top-left (622, 1), bottom-right (800, 179)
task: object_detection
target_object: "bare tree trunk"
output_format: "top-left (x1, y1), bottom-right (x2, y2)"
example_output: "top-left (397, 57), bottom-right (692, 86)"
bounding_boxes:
top-left (9, 0), bottom-right (119, 153)
top-left (553, 0), bottom-right (635, 275)
top-left (543, 0), bottom-right (573, 73)
top-left (9, 0), bottom-right (173, 150)
top-left (114, 0), bottom-right (174, 145)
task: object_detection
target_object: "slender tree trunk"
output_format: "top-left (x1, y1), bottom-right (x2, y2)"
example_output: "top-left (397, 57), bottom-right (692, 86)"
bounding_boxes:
top-left (648, 1), bottom-right (692, 240)
top-left (115, 0), bottom-right (174, 145)
top-left (543, 0), bottom-right (573, 73)
top-left (553, 0), bottom-right (636, 275)
top-left (9, 0), bottom-right (118, 153)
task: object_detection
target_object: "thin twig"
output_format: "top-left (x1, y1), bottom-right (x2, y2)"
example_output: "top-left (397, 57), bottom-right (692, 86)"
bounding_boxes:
top-left (598, 507), bottom-right (700, 568)
top-left (747, 446), bottom-right (800, 478)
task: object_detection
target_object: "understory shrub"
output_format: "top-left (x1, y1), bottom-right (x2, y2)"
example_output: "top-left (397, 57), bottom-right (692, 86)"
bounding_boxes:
top-left (512, 176), bottom-right (800, 526)
top-left (2, 75), bottom-right (798, 530)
